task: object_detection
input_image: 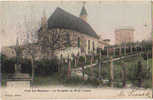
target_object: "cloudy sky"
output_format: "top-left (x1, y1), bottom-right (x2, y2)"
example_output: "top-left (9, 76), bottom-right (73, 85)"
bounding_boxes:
top-left (0, 1), bottom-right (152, 49)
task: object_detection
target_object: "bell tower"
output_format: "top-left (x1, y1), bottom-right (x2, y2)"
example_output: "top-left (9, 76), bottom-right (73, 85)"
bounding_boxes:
top-left (80, 2), bottom-right (88, 22)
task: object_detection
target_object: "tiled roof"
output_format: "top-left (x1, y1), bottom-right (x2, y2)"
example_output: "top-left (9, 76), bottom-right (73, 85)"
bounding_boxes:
top-left (47, 7), bottom-right (98, 38)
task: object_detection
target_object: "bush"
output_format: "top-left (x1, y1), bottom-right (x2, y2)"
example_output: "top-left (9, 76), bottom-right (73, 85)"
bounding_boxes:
top-left (21, 59), bottom-right (32, 74)
top-left (114, 82), bottom-right (123, 88)
top-left (1, 55), bottom-right (32, 74)
top-left (2, 54), bottom-right (60, 76)
top-left (1, 56), bottom-right (16, 73)
top-left (143, 80), bottom-right (152, 89)
top-left (62, 76), bottom-right (83, 85)
top-left (35, 58), bottom-right (59, 76)
top-left (127, 60), bottom-right (152, 88)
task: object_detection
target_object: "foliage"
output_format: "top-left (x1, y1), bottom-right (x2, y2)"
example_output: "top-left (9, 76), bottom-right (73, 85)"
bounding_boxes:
top-left (143, 79), bottom-right (152, 89)
top-left (85, 56), bottom-right (151, 88)
top-left (35, 58), bottom-right (59, 76)
top-left (33, 73), bottom-right (61, 86)
top-left (1, 56), bottom-right (16, 73)
top-left (21, 58), bottom-right (32, 74)
top-left (1, 55), bottom-right (32, 74)
top-left (1, 54), bottom-right (60, 76)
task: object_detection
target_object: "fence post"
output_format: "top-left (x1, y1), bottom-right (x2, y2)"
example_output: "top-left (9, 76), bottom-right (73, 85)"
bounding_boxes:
top-left (31, 56), bottom-right (34, 84)
top-left (119, 46), bottom-right (122, 56)
top-left (74, 56), bottom-right (77, 67)
top-left (67, 55), bottom-right (71, 79)
top-left (84, 54), bottom-right (87, 64)
top-left (110, 56), bottom-right (114, 87)
top-left (113, 47), bottom-right (116, 57)
top-left (146, 51), bottom-right (149, 69)
top-left (98, 54), bottom-right (102, 80)
top-left (60, 54), bottom-right (63, 73)
top-left (121, 62), bottom-right (126, 87)
top-left (90, 55), bottom-right (93, 64)
top-left (107, 47), bottom-right (109, 57)
top-left (124, 44), bottom-right (126, 56)
top-left (130, 44), bottom-right (133, 54)
top-left (137, 61), bottom-right (142, 87)
top-left (135, 44), bottom-right (137, 53)
top-left (82, 60), bottom-right (85, 80)
top-left (63, 59), bottom-right (66, 75)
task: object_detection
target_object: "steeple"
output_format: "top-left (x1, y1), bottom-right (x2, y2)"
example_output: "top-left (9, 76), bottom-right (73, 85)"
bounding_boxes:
top-left (80, 2), bottom-right (88, 22)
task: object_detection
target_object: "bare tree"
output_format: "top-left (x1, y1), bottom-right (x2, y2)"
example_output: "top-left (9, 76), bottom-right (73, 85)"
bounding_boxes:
top-left (22, 14), bottom-right (41, 84)
top-left (38, 27), bottom-right (78, 59)
top-left (38, 28), bottom-right (63, 58)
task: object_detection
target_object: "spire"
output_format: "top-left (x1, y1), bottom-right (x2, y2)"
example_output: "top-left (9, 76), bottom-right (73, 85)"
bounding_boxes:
top-left (80, 2), bottom-right (88, 22)
top-left (80, 2), bottom-right (87, 16)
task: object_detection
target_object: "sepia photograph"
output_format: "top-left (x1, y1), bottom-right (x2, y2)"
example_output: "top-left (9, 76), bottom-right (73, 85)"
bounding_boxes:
top-left (0, 0), bottom-right (152, 99)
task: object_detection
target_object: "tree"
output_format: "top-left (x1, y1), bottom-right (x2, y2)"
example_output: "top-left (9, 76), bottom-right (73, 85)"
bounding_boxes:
top-left (136, 61), bottom-right (143, 87)
top-left (38, 28), bottom-right (65, 58)
top-left (22, 14), bottom-right (41, 84)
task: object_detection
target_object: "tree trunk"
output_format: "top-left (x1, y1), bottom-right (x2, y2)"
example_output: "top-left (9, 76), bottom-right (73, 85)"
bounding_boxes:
top-left (90, 55), bottom-right (93, 64)
top-left (98, 58), bottom-right (102, 80)
top-left (137, 61), bottom-right (142, 87)
top-left (67, 57), bottom-right (71, 79)
top-left (124, 45), bottom-right (126, 55)
top-left (82, 64), bottom-right (85, 80)
top-left (110, 57), bottom-right (114, 87)
top-left (119, 46), bottom-right (122, 56)
top-left (121, 63), bottom-right (126, 87)
top-left (113, 48), bottom-right (115, 57)
top-left (74, 57), bottom-right (77, 67)
top-left (85, 55), bottom-right (86, 64)
top-left (60, 54), bottom-right (63, 73)
top-left (107, 47), bottom-right (109, 57)
top-left (130, 45), bottom-right (133, 54)
top-left (31, 56), bottom-right (35, 84)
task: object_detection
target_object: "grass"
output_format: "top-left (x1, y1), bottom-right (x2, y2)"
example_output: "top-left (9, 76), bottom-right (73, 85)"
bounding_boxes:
top-left (1, 73), bottom-right (7, 87)
top-left (143, 79), bottom-right (152, 89)
top-left (1, 56), bottom-right (151, 88)
top-left (33, 73), bottom-right (100, 87)
top-left (33, 73), bottom-right (62, 86)
top-left (85, 56), bottom-right (152, 88)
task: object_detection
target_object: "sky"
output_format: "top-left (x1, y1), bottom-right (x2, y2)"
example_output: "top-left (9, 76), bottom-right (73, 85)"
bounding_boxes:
top-left (0, 1), bottom-right (152, 50)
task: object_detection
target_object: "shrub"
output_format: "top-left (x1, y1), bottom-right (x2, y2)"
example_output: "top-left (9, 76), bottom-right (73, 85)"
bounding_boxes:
top-left (62, 75), bottom-right (83, 85)
top-left (1, 55), bottom-right (32, 74)
top-left (35, 58), bottom-right (59, 76)
top-left (21, 58), bottom-right (32, 74)
top-left (143, 80), bottom-right (152, 89)
top-left (1, 56), bottom-right (16, 73)
top-left (127, 60), bottom-right (152, 88)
